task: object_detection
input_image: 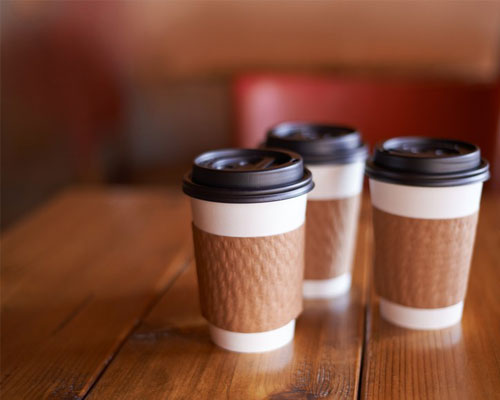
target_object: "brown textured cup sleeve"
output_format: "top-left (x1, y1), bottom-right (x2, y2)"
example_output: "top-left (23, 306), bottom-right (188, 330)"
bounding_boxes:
top-left (192, 224), bottom-right (305, 333)
top-left (305, 195), bottom-right (361, 280)
top-left (372, 207), bottom-right (479, 308)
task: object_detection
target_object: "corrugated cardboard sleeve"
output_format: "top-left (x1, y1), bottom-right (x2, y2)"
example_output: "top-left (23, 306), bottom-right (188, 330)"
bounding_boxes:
top-left (305, 195), bottom-right (361, 279)
top-left (372, 207), bottom-right (479, 308)
top-left (192, 224), bottom-right (305, 333)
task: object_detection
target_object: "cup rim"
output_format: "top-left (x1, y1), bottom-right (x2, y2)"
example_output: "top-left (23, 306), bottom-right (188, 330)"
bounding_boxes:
top-left (365, 137), bottom-right (490, 187)
top-left (265, 121), bottom-right (368, 165)
top-left (183, 148), bottom-right (314, 203)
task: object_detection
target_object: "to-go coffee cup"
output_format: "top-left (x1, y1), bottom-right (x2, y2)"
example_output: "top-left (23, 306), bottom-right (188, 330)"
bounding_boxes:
top-left (266, 123), bottom-right (367, 299)
top-left (183, 148), bottom-right (314, 352)
top-left (365, 137), bottom-right (489, 330)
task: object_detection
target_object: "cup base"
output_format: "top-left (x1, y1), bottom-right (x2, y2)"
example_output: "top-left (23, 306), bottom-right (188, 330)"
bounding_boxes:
top-left (208, 320), bottom-right (295, 353)
top-left (303, 273), bottom-right (352, 299)
top-left (379, 298), bottom-right (464, 330)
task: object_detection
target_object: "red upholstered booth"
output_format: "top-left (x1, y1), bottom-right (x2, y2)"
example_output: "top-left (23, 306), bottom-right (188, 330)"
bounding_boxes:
top-left (232, 74), bottom-right (500, 188)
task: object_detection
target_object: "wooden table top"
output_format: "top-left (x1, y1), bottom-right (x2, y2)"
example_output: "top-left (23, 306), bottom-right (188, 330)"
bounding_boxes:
top-left (1, 187), bottom-right (499, 399)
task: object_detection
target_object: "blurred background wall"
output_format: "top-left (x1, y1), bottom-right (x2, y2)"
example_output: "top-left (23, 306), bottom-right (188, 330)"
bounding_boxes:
top-left (2, 1), bottom-right (500, 229)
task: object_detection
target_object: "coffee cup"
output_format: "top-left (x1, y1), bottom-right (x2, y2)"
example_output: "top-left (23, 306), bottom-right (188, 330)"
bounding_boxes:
top-left (183, 148), bottom-right (314, 352)
top-left (365, 137), bottom-right (489, 330)
top-left (266, 122), bottom-right (367, 299)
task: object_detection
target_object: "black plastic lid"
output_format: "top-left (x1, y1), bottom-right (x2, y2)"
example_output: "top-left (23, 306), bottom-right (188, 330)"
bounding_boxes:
top-left (365, 137), bottom-right (490, 187)
top-left (265, 122), bottom-right (368, 164)
top-left (183, 148), bottom-right (314, 203)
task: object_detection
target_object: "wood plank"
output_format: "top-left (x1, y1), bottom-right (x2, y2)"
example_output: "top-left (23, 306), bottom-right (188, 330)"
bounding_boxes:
top-left (2, 188), bottom-right (108, 300)
top-left (87, 198), bottom-right (372, 399)
top-left (361, 192), bottom-right (500, 399)
top-left (1, 187), bottom-right (192, 399)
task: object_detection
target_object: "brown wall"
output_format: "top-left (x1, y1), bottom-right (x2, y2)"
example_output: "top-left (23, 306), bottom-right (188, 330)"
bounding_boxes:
top-left (4, 1), bottom-right (499, 82)
top-left (2, 1), bottom-right (499, 227)
top-left (119, 1), bottom-right (500, 81)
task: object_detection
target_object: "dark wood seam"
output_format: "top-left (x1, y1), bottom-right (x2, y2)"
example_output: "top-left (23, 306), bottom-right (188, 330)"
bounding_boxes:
top-left (80, 255), bottom-right (192, 400)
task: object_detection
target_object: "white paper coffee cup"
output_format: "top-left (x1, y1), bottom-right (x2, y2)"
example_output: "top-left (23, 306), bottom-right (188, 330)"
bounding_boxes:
top-left (366, 137), bottom-right (489, 330)
top-left (191, 195), bottom-right (306, 352)
top-left (265, 122), bottom-right (367, 299)
top-left (184, 148), bottom-right (314, 352)
top-left (370, 179), bottom-right (482, 329)
top-left (303, 162), bottom-right (364, 298)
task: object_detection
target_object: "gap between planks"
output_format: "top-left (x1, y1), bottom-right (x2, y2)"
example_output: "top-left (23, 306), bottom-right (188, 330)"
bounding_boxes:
top-left (82, 250), bottom-right (193, 400)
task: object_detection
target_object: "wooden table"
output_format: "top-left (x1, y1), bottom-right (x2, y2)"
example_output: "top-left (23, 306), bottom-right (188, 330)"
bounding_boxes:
top-left (1, 187), bottom-right (499, 399)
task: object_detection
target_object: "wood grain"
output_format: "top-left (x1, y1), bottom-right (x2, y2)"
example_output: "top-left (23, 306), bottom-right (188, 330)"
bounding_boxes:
top-left (1, 187), bottom-right (192, 399)
top-left (361, 192), bottom-right (500, 399)
top-left (86, 199), bottom-right (372, 400)
top-left (3, 189), bottom-right (499, 399)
